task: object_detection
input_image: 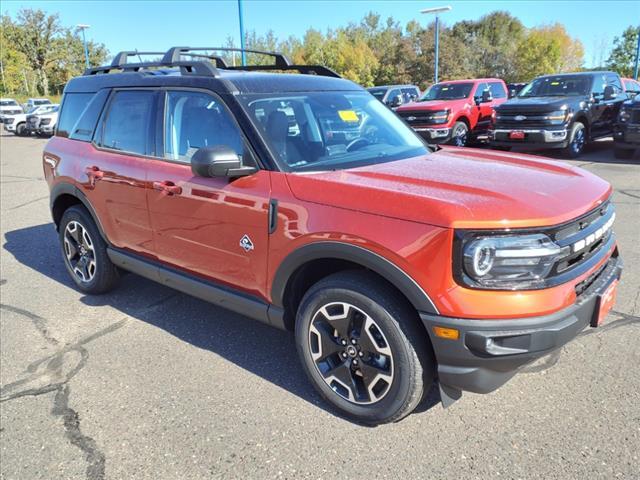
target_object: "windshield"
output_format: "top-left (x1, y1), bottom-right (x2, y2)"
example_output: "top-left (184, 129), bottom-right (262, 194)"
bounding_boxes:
top-left (419, 82), bottom-right (473, 101)
top-left (518, 75), bottom-right (591, 97)
top-left (240, 91), bottom-right (428, 172)
top-left (1, 100), bottom-right (19, 107)
top-left (367, 88), bottom-right (387, 101)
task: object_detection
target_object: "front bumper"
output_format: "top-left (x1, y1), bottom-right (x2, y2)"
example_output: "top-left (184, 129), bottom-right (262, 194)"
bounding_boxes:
top-left (412, 126), bottom-right (452, 144)
top-left (614, 124), bottom-right (640, 148)
top-left (489, 127), bottom-right (568, 149)
top-left (4, 123), bottom-right (16, 132)
top-left (420, 253), bottom-right (622, 403)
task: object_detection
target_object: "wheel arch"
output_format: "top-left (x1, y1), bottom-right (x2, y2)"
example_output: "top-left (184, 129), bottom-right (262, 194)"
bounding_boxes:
top-left (50, 182), bottom-right (108, 242)
top-left (270, 242), bottom-right (439, 331)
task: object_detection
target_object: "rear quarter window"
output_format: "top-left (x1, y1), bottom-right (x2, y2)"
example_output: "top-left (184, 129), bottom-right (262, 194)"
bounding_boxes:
top-left (68, 90), bottom-right (110, 142)
top-left (57, 93), bottom-right (95, 138)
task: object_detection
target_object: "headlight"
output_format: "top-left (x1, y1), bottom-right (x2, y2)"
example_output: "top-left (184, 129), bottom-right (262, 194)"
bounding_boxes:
top-left (460, 233), bottom-right (569, 290)
top-left (545, 109), bottom-right (569, 125)
top-left (618, 106), bottom-right (630, 122)
top-left (430, 109), bottom-right (450, 124)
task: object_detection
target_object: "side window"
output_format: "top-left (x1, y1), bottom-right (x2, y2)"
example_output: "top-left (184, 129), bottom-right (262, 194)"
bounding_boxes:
top-left (473, 83), bottom-right (489, 99)
top-left (387, 89), bottom-right (402, 103)
top-left (489, 82), bottom-right (507, 99)
top-left (591, 75), bottom-right (606, 96)
top-left (99, 91), bottom-right (156, 155)
top-left (70, 90), bottom-right (109, 142)
top-left (164, 91), bottom-right (245, 163)
top-left (606, 74), bottom-right (623, 93)
top-left (401, 88), bottom-right (418, 102)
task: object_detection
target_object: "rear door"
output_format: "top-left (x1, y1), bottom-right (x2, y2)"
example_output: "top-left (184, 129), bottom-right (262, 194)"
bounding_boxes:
top-left (146, 89), bottom-right (270, 298)
top-left (86, 89), bottom-right (158, 255)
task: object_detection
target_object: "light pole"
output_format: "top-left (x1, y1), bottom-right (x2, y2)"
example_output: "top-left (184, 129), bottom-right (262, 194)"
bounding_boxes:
top-left (634, 28), bottom-right (639, 80)
top-left (76, 24), bottom-right (91, 69)
top-left (238, 0), bottom-right (246, 66)
top-left (420, 6), bottom-right (451, 84)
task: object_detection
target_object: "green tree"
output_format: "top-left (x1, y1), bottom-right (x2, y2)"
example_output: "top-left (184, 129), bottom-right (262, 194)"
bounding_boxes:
top-left (607, 26), bottom-right (640, 77)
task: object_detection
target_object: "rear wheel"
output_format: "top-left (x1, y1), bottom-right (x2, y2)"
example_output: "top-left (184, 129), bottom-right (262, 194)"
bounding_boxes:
top-left (59, 206), bottom-right (120, 294)
top-left (450, 121), bottom-right (469, 147)
top-left (295, 271), bottom-right (434, 425)
top-left (563, 121), bottom-right (586, 158)
top-left (614, 147), bottom-right (635, 159)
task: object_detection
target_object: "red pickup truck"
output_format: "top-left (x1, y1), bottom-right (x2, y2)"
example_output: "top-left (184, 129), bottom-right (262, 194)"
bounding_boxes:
top-left (396, 78), bottom-right (509, 146)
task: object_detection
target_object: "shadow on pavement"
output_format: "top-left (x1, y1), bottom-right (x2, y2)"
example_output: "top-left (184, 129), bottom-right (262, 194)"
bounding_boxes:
top-left (3, 223), bottom-right (441, 424)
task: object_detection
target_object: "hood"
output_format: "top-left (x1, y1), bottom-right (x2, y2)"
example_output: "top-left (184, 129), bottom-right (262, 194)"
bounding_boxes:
top-left (496, 96), bottom-right (578, 112)
top-left (285, 148), bottom-right (611, 229)
top-left (397, 99), bottom-right (466, 111)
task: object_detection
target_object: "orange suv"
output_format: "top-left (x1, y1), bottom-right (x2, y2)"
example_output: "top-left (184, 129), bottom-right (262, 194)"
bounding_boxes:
top-left (44, 48), bottom-right (622, 424)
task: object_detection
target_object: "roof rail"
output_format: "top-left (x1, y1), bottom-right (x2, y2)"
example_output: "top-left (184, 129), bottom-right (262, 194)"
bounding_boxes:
top-left (163, 46), bottom-right (291, 68)
top-left (84, 60), bottom-right (219, 77)
top-left (227, 64), bottom-right (341, 78)
top-left (110, 51), bottom-right (165, 67)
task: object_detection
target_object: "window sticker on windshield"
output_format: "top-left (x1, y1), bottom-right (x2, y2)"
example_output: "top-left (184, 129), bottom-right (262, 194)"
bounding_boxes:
top-left (338, 110), bottom-right (359, 122)
top-left (550, 81), bottom-right (560, 86)
top-left (441, 87), bottom-right (449, 90)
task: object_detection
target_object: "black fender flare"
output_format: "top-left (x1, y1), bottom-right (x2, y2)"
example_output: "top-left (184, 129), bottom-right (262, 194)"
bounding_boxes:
top-left (270, 241), bottom-right (439, 315)
top-left (50, 182), bottom-right (108, 241)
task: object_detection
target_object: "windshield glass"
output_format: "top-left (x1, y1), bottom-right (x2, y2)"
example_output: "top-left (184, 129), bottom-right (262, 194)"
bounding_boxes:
top-left (518, 75), bottom-right (590, 97)
top-left (419, 82), bottom-right (473, 101)
top-left (240, 91), bottom-right (428, 172)
top-left (367, 88), bottom-right (387, 101)
top-left (1, 100), bottom-right (19, 107)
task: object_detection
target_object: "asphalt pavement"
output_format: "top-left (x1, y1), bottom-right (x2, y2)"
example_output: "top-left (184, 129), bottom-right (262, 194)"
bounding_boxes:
top-left (1, 134), bottom-right (638, 480)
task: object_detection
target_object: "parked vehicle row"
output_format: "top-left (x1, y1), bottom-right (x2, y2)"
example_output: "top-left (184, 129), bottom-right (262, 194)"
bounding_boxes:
top-left (381, 71), bottom-right (637, 159)
top-left (43, 46), bottom-right (622, 425)
top-left (2, 103), bottom-right (59, 137)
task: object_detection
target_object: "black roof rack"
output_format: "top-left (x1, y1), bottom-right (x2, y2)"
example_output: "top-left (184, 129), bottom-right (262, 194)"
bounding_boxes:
top-left (84, 46), bottom-right (340, 79)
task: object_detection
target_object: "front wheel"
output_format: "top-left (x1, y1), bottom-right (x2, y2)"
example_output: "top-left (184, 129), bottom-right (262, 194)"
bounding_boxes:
top-left (449, 121), bottom-right (469, 147)
top-left (15, 123), bottom-right (27, 136)
top-left (295, 271), bottom-right (434, 425)
top-left (563, 122), bottom-right (586, 158)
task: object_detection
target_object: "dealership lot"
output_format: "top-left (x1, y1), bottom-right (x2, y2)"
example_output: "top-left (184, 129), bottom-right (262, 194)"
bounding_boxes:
top-left (0, 134), bottom-right (638, 479)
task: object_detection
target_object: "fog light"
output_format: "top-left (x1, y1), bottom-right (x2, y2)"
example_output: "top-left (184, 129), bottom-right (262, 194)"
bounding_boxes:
top-left (433, 326), bottom-right (460, 340)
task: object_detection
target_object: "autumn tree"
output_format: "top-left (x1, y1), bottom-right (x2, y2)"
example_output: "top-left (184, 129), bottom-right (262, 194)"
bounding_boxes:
top-left (607, 26), bottom-right (640, 77)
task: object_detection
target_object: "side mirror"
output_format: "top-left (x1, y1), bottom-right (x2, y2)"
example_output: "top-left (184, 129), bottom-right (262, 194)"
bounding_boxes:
top-left (191, 145), bottom-right (257, 178)
top-left (389, 94), bottom-right (403, 108)
top-left (481, 90), bottom-right (493, 103)
top-left (604, 85), bottom-right (616, 101)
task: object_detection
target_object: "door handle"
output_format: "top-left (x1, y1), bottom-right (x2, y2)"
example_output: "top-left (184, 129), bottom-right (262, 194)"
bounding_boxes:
top-left (153, 180), bottom-right (182, 196)
top-left (85, 165), bottom-right (104, 179)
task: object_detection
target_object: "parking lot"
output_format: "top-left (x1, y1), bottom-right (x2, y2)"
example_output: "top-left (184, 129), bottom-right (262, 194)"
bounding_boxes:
top-left (0, 133), bottom-right (638, 479)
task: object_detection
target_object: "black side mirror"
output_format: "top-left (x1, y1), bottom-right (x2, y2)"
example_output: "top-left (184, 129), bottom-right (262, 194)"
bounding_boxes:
top-left (191, 145), bottom-right (257, 178)
top-left (604, 85), bottom-right (616, 101)
top-left (481, 90), bottom-right (493, 103)
top-left (389, 94), bottom-right (403, 107)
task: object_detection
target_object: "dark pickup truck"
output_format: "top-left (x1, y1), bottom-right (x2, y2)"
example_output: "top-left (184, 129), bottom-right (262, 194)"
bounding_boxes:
top-left (490, 71), bottom-right (627, 158)
top-left (613, 93), bottom-right (640, 159)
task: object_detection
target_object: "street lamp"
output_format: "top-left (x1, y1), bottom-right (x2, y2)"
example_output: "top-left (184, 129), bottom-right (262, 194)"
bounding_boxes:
top-left (420, 6), bottom-right (452, 84)
top-left (76, 24), bottom-right (91, 69)
top-left (237, 0), bottom-right (246, 66)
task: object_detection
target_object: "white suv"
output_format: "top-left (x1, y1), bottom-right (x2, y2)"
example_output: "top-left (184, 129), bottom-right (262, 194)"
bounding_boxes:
top-left (4, 104), bottom-right (59, 136)
top-left (0, 98), bottom-right (24, 122)
top-left (26, 106), bottom-right (60, 137)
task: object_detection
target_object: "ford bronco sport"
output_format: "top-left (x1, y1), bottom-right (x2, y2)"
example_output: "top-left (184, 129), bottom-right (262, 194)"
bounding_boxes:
top-left (396, 78), bottom-right (508, 147)
top-left (490, 71), bottom-right (627, 158)
top-left (44, 47), bottom-right (622, 425)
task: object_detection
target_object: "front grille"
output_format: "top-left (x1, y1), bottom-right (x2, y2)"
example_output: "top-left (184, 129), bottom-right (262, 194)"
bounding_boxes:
top-left (549, 201), bottom-right (614, 276)
top-left (631, 110), bottom-right (640, 124)
top-left (40, 118), bottom-right (51, 126)
top-left (495, 111), bottom-right (555, 128)
top-left (397, 110), bottom-right (441, 125)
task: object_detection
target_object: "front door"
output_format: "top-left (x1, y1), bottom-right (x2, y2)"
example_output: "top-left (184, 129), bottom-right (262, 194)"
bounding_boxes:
top-left (146, 90), bottom-right (271, 298)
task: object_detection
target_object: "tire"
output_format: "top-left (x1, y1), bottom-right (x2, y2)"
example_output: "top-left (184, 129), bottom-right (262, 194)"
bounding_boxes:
top-left (449, 121), bottom-right (469, 147)
top-left (15, 123), bottom-right (26, 136)
top-left (59, 205), bottom-right (120, 294)
top-left (295, 270), bottom-right (435, 425)
top-left (563, 122), bottom-right (586, 159)
top-left (614, 147), bottom-right (634, 159)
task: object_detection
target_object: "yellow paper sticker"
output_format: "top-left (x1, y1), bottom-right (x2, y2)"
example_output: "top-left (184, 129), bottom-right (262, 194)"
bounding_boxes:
top-left (550, 81), bottom-right (560, 85)
top-left (338, 110), bottom-right (359, 122)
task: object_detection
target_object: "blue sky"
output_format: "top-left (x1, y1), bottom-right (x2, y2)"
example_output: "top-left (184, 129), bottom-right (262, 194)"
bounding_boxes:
top-left (3, 1), bottom-right (639, 67)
